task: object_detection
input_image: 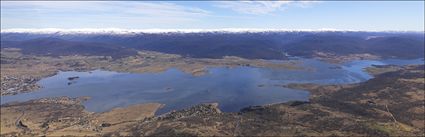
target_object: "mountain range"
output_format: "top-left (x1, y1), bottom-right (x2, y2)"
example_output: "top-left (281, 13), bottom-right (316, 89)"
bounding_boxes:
top-left (1, 30), bottom-right (424, 59)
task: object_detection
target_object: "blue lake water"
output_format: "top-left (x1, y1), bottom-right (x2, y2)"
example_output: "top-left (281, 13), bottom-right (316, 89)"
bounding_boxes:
top-left (1, 58), bottom-right (423, 114)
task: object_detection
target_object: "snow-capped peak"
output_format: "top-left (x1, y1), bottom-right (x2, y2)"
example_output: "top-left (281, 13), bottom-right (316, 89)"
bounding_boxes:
top-left (1, 28), bottom-right (421, 34)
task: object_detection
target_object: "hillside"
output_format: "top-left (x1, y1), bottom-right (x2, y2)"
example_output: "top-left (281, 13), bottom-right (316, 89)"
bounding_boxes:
top-left (1, 31), bottom-right (424, 60)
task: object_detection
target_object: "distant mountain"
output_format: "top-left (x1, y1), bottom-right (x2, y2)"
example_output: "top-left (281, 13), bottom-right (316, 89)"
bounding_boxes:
top-left (365, 36), bottom-right (425, 58)
top-left (282, 34), bottom-right (425, 58)
top-left (1, 30), bottom-right (424, 59)
top-left (1, 38), bottom-right (138, 58)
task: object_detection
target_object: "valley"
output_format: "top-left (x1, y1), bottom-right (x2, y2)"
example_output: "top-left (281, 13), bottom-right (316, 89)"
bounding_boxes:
top-left (1, 64), bottom-right (423, 136)
top-left (1, 0), bottom-right (424, 136)
top-left (1, 30), bottom-right (424, 136)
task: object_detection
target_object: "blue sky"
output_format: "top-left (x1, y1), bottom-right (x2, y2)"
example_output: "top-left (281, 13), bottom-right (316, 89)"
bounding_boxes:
top-left (1, 1), bottom-right (424, 31)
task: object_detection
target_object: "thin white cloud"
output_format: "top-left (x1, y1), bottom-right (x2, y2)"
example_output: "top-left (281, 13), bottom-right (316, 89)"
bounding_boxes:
top-left (1, 1), bottom-right (210, 27)
top-left (215, 1), bottom-right (320, 15)
top-left (1, 1), bottom-right (210, 15)
top-left (111, 2), bottom-right (210, 17)
top-left (293, 1), bottom-right (321, 8)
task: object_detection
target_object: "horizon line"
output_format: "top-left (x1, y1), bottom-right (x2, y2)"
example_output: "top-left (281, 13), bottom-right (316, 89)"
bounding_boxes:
top-left (1, 28), bottom-right (424, 34)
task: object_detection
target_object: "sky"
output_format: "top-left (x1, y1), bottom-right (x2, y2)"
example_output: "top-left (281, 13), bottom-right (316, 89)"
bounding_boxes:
top-left (1, 1), bottom-right (424, 31)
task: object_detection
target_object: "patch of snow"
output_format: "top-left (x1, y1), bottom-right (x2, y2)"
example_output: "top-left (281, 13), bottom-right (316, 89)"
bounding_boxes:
top-left (2, 28), bottom-right (418, 35)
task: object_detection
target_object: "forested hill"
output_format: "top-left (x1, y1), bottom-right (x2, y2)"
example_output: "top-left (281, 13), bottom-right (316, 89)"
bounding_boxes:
top-left (1, 31), bottom-right (424, 59)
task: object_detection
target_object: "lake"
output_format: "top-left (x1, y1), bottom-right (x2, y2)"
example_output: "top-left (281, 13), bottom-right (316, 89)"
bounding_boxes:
top-left (1, 58), bottom-right (423, 114)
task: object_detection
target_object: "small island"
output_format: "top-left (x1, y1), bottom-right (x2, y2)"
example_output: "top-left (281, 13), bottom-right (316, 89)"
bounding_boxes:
top-left (67, 76), bottom-right (80, 81)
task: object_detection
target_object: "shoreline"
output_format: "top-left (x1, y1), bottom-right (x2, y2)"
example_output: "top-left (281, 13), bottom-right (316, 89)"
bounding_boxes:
top-left (2, 64), bottom-right (423, 136)
top-left (0, 50), bottom-right (302, 96)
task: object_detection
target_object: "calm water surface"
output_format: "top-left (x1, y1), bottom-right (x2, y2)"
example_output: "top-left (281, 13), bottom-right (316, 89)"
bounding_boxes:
top-left (1, 58), bottom-right (423, 114)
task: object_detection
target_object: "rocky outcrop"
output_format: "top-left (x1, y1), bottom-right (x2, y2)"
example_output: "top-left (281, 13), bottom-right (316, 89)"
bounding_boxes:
top-left (157, 103), bottom-right (221, 120)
